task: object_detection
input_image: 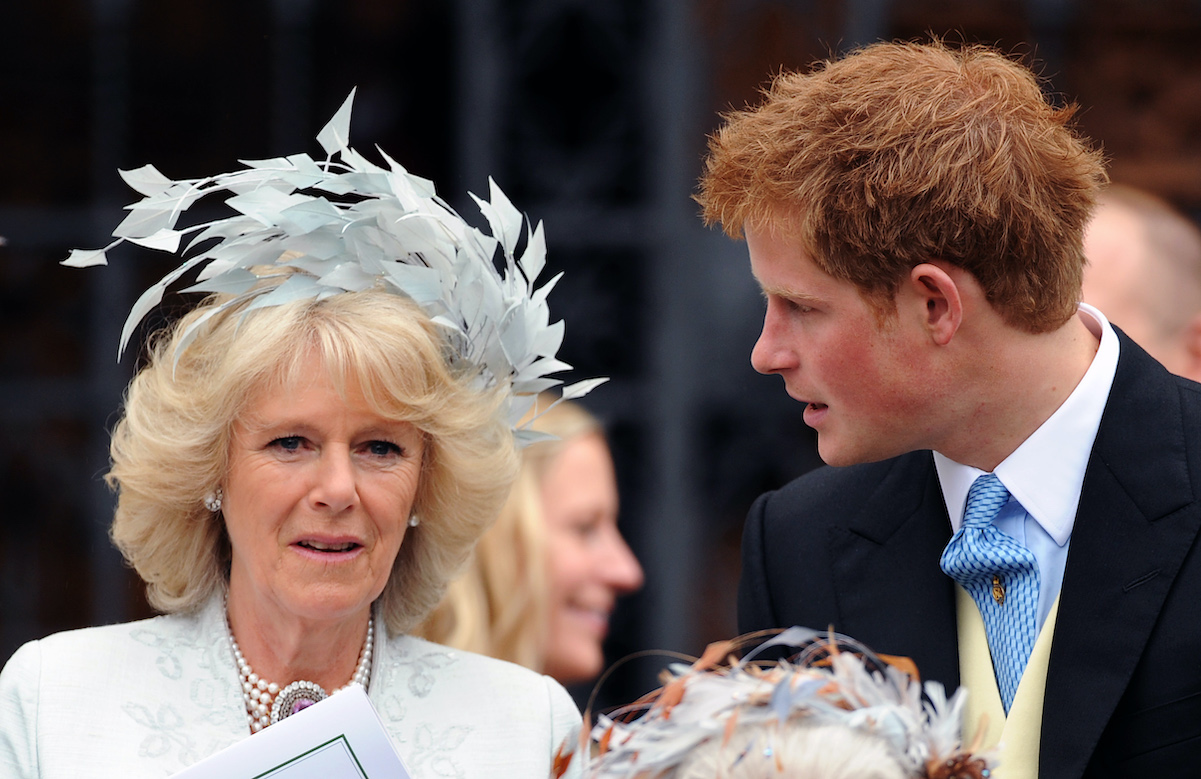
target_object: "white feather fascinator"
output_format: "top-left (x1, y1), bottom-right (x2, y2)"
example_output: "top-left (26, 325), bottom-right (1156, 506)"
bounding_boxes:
top-left (558, 627), bottom-right (995, 779)
top-left (64, 89), bottom-right (604, 444)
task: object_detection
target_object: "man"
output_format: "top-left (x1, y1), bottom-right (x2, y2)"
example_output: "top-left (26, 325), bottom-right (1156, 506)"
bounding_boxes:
top-left (1082, 183), bottom-right (1201, 382)
top-left (698, 41), bottom-right (1201, 778)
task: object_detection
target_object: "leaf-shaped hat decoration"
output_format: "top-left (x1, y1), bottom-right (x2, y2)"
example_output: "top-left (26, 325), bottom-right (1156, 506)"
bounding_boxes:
top-left (572, 628), bottom-right (995, 778)
top-left (64, 89), bottom-right (605, 441)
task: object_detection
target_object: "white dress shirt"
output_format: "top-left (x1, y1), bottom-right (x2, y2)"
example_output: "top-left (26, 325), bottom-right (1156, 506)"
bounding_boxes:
top-left (934, 303), bottom-right (1120, 628)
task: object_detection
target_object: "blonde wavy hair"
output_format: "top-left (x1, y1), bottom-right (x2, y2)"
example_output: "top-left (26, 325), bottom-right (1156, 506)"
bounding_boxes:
top-left (414, 396), bottom-right (602, 670)
top-left (107, 287), bottom-right (519, 635)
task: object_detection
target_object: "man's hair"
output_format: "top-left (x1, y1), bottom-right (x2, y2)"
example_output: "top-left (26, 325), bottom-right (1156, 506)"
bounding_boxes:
top-left (697, 40), bottom-right (1108, 333)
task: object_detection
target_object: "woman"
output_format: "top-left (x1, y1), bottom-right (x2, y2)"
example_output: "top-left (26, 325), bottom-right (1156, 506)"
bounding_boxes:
top-left (0, 92), bottom-right (594, 778)
top-left (417, 398), bottom-right (643, 685)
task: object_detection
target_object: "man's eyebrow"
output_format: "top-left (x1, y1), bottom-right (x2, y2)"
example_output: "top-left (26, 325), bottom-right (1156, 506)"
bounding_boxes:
top-left (756, 281), bottom-right (823, 305)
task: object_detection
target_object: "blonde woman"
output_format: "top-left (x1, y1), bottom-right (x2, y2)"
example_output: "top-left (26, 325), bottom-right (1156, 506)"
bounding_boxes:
top-left (418, 397), bottom-right (643, 684)
top-left (0, 94), bottom-right (594, 778)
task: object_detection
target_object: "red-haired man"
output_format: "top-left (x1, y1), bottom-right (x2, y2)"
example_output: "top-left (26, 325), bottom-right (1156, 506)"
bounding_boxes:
top-left (700, 41), bottom-right (1201, 778)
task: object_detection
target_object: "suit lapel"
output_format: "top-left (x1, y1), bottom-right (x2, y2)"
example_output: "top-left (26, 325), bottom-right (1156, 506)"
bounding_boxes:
top-left (1040, 335), bottom-right (1201, 778)
top-left (828, 452), bottom-right (961, 689)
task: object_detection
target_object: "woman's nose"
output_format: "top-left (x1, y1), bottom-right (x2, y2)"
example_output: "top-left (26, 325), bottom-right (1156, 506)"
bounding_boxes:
top-left (602, 530), bottom-right (644, 594)
top-left (309, 448), bottom-right (357, 513)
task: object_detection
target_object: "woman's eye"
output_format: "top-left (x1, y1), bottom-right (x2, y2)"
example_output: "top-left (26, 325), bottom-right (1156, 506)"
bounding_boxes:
top-left (365, 440), bottom-right (402, 458)
top-left (270, 436), bottom-right (304, 451)
top-left (575, 520), bottom-right (601, 539)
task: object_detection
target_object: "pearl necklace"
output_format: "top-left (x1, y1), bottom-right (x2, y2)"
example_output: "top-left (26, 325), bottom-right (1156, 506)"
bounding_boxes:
top-left (227, 616), bottom-right (374, 733)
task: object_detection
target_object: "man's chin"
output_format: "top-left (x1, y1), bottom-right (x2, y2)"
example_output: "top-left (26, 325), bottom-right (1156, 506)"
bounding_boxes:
top-left (815, 437), bottom-right (848, 467)
top-left (819, 441), bottom-right (907, 468)
top-left (816, 436), bottom-right (889, 468)
top-left (816, 449), bottom-right (855, 468)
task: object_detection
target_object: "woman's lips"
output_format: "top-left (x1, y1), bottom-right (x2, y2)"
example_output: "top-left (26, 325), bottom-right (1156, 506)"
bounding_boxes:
top-left (566, 603), bottom-right (612, 638)
top-left (299, 540), bottom-right (357, 552)
top-left (291, 539), bottom-right (364, 561)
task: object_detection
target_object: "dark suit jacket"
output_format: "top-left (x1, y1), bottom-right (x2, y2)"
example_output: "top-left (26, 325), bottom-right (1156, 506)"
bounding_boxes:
top-left (738, 332), bottom-right (1201, 778)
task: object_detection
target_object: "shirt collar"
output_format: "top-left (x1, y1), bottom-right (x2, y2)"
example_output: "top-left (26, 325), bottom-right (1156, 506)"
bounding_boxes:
top-left (935, 303), bottom-right (1119, 545)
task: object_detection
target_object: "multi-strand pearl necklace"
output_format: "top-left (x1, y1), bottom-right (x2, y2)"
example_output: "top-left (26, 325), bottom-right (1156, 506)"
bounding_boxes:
top-left (227, 616), bottom-right (374, 733)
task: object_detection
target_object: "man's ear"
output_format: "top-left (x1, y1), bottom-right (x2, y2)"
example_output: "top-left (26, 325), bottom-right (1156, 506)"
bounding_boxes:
top-left (908, 263), bottom-right (963, 346)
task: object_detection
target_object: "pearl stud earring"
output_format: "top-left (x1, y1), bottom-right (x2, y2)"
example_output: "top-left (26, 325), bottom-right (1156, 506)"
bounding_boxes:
top-left (204, 487), bottom-right (223, 513)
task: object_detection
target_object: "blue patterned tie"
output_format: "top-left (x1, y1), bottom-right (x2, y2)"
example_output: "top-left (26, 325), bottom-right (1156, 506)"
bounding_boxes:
top-left (939, 473), bottom-right (1040, 712)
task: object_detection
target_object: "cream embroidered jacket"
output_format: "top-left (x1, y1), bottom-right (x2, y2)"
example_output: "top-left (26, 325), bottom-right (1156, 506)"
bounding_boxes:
top-left (0, 597), bottom-right (581, 778)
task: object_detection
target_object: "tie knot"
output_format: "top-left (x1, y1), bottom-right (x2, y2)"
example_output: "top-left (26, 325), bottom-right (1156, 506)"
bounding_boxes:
top-left (962, 473), bottom-right (1010, 529)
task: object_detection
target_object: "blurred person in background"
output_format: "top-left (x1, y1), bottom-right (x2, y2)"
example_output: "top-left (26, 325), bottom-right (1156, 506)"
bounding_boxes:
top-left (418, 397), bottom-right (644, 686)
top-left (1082, 183), bottom-right (1201, 382)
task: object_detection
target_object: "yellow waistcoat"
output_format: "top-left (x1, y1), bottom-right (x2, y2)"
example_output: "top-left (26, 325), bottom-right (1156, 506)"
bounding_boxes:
top-left (957, 588), bottom-right (1061, 779)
